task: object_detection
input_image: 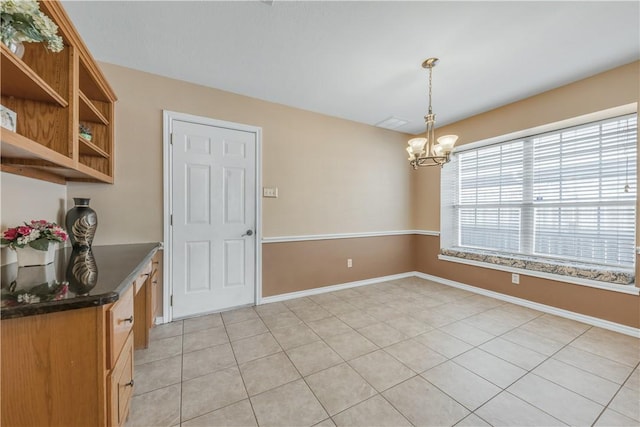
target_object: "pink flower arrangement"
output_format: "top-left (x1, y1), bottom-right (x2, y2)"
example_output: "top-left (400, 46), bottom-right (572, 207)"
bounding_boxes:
top-left (1, 220), bottom-right (68, 250)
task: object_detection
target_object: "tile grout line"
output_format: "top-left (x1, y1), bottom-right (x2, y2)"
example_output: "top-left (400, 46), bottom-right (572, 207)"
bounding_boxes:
top-left (512, 325), bottom-right (631, 410)
top-left (382, 296), bottom-right (594, 425)
top-left (591, 359), bottom-right (640, 426)
top-left (278, 336), bottom-right (338, 423)
top-left (251, 303), bottom-right (409, 426)
top-left (165, 311), bottom-right (258, 425)
top-left (136, 279), bottom-right (639, 427)
top-left (221, 308), bottom-right (261, 427)
top-left (468, 325), bottom-right (604, 426)
top-left (276, 283), bottom-right (554, 425)
top-left (282, 307), bottom-right (388, 421)
top-left (274, 299), bottom-right (422, 425)
top-left (402, 311), bottom-right (547, 423)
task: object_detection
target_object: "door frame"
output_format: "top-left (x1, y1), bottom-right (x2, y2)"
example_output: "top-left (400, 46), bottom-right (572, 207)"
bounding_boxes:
top-left (162, 110), bottom-right (263, 323)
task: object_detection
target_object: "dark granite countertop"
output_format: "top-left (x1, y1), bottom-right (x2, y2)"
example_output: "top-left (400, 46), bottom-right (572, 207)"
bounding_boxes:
top-left (0, 243), bottom-right (160, 319)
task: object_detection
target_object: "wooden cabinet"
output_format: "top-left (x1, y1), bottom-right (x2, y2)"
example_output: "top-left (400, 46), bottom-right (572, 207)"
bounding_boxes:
top-left (109, 333), bottom-right (134, 427)
top-left (132, 252), bottom-right (162, 350)
top-left (0, 264), bottom-right (157, 426)
top-left (149, 251), bottom-right (162, 325)
top-left (0, 0), bottom-right (116, 184)
top-left (108, 285), bottom-right (135, 369)
top-left (0, 307), bottom-right (107, 426)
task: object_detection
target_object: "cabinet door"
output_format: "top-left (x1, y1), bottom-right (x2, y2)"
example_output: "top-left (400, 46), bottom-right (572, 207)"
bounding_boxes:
top-left (149, 266), bottom-right (159, 324)
top-left (133, 260), bottom-right (153, 350)
top-left (151, 251), bottom-right (162, 322)
top-left (109, 332), bottom-right (134, 427)
top-left (1, 308), bottom-right (103, 426)
top-left (108, 285), bottom-right (134, 368)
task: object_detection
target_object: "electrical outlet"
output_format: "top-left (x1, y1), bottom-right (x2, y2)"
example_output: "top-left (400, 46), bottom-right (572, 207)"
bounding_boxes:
top-left (511, 273), bottom-right (520, 285)
top-left (347, 258), bottom-right (353, 268)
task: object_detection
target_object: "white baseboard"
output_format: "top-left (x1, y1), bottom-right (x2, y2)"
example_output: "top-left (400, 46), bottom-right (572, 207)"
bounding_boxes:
top-left (160, 270), bottom-right (639, 337)
top-left (259, 270), bottom-right (639, 338)
top-left (415, 272), bottom-right (640, 338)
top-left (258, 272), bottom-right (415, 304)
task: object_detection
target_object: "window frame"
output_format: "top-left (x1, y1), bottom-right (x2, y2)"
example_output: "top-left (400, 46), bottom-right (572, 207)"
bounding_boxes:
top-left (440, 104), bottom-right (638, 290)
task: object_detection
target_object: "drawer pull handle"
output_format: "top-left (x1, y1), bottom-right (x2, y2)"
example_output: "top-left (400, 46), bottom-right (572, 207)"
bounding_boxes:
top-left (123, 316), bottom-right (134, 323)
top-left (124, 379), bottom-right (135, 387)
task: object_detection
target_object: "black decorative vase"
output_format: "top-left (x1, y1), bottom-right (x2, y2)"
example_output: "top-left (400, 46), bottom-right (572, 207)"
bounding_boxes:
top-left (66, 248), bottom-right (98, 295)
top-left (66, 198), bottom-right (98, 248)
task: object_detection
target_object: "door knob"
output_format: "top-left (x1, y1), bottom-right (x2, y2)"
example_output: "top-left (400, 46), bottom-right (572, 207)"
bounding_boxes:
top-left (242, 230), bottom-right (254, 237)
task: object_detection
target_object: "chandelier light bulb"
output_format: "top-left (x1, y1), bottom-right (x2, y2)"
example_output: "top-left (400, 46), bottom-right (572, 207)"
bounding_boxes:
top-left (437, 134), bottom-right (458, 151)
top-left (408, 137), bottom-right (427, 155)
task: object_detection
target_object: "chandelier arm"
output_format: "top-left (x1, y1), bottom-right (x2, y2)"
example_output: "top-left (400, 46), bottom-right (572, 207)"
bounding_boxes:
top-left (416, 153), bottom-right (450, 167)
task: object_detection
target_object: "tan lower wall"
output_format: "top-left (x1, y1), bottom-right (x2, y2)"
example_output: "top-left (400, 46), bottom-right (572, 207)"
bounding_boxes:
top-left (414, 234), bottom-right (640, 329)
top-left (262, 235), bottom-right (414, 297)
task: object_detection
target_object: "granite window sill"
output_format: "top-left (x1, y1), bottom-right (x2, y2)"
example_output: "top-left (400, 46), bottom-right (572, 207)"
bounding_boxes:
top-left (439, 248), bottom-right (636, 290)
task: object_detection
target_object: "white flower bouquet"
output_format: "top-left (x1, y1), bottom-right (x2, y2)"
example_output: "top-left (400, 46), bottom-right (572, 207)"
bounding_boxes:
top-left (0, 0), bottom-right (64, 53)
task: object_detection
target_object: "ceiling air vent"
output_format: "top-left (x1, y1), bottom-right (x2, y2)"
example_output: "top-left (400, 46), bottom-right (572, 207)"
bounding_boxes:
top-left (375, 116), bottom-right (410, 131)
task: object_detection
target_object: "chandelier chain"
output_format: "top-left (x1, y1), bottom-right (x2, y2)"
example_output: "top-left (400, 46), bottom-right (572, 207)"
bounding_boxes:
top-left (428, 65), bottom-right (433, 115)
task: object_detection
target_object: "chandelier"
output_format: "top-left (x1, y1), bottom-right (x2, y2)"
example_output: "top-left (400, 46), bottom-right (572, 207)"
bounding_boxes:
top-left (406, 58), bottom-right (458, 169)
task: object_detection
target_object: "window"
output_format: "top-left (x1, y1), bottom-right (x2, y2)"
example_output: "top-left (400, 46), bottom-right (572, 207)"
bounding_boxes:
top-left (441, 113), bottom-right (637, 270)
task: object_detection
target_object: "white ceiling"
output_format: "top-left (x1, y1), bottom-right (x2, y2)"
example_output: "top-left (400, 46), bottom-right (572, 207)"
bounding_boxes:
top-left (61, 1), bottom-right (639, 135)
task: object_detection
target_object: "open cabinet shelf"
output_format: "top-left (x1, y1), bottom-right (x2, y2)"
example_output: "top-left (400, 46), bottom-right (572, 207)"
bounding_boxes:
top-left (0, 46), bottom-right (68, 107)
top-left (1, 129), bottom-right (74, 168)
top-left (79, 136), bottom-right (110, 158)
top-left (0, 0), bottom-right (117, 184)
top-left (79, 91), bottom-right (109, 125)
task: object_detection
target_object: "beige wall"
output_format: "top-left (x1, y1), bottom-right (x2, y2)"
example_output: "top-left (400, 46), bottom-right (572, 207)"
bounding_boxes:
top-left (411, 61), bottom-right (640, 329)
top-left (3, 58), bottom-right (639, 328)
top-left (67, 63), bottom-right (412, 245)
top-left (0, 173), bottom-right (67, 265)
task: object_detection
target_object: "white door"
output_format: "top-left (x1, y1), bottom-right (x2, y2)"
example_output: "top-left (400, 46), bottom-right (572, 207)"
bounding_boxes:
top-left (171, 119), bottom-right (256, 319)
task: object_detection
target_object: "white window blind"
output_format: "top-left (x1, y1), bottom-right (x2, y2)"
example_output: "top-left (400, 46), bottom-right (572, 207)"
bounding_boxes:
top-left (441, 113), bottom-right (637, 269)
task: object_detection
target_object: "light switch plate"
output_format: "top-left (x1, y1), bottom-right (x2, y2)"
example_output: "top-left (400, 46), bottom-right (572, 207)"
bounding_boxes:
top-left (263, 187), bottom-right (278, 198)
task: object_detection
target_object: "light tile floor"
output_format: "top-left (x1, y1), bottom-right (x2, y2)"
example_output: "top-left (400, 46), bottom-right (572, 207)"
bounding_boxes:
top-left (126, 277), bottom-right (640, 427)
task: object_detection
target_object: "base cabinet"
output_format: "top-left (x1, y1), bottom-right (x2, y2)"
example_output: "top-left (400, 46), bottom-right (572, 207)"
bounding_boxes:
top-left (1, 260), bottom-right (156, 426)
top-left (0, 307), bottom-right (106, 426)
top-left (109, 333), bottom-right (134, 427)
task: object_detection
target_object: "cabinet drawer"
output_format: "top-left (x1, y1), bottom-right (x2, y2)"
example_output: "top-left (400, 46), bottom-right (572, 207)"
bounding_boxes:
top-left (109, 332), bottom-right (134, 427)
top-left (134, 261), bottom-right (153, 294)
top-left (108, 285), bottom-right (134, 368)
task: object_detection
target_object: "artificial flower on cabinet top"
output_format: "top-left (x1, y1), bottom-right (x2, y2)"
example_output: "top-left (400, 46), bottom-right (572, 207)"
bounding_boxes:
top-left (1, 220), bottom-right (68, 251)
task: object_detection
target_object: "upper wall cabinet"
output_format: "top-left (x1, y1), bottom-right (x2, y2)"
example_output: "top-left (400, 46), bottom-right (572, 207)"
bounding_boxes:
top-left (0, 0), bottom-right (117, 184)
